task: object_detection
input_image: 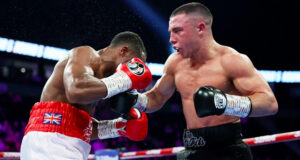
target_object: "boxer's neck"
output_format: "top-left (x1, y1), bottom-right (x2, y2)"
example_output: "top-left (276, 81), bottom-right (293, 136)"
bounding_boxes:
top-left (191, 38), bottom-right (219, 64)
top-left (98, 47), bottom-right (120, 68)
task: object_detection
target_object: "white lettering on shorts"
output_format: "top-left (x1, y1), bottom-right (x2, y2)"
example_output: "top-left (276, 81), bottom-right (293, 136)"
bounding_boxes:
top-left (83, 119), bottom-right (93, 142)
top-left (183, 130), bottom-right (206, 148)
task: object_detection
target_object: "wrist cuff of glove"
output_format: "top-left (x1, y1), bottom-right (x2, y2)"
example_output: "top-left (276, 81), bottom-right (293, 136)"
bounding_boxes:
top-left (133, 93), bottom-right (148, 112)
top-left (97, 118), bottom-right (126, 139)
top-left (102, 71), bottom-right (132, 99)
top-left (223, 94), bottom-right (252, 118)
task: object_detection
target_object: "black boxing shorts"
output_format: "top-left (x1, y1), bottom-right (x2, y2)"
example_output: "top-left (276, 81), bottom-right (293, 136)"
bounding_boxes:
top-left (177, 123), bottom-right (252, 160)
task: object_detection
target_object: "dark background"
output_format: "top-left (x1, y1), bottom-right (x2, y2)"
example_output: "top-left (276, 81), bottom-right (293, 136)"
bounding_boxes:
top-left (0, 0), bottom-right (299, 69)
top-left (0, 0), bottom-right (299, 159)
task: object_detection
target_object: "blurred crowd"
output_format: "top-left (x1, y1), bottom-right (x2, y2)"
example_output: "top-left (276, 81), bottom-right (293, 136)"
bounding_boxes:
top-left (0, 120), bottom-right (25, 152)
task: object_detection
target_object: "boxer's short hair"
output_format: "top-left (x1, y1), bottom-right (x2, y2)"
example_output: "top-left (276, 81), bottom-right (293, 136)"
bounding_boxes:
top-left (110, 31), bottom-right (147, 61)
top-left (170, 2), bottom-right (213, 26)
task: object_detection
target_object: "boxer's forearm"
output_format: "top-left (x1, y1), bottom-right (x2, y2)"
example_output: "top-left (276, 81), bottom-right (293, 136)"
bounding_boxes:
top-left (144, 90), bottom-right (171, 113)
top-left (248, 91), bottom-right (278, 117)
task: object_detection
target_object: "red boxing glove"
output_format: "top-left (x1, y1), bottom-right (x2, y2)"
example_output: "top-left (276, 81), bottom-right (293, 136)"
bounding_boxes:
top-left (118, 108), bottom-right (148, 141)
top-left (97, 108), bottom-right (148, 141)
top-left (102, 57), bottom-right (152, 98)
top-left (116, 58), bottom-right (152, 90)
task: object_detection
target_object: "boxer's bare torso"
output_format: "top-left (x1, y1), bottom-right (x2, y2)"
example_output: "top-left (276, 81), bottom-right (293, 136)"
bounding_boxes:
top-left (169, 46), bottom-right (241, 129)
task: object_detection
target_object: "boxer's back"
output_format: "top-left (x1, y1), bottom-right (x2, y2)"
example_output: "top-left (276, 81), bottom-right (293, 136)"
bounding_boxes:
top-left (40, 55), bottom-right (70, 104)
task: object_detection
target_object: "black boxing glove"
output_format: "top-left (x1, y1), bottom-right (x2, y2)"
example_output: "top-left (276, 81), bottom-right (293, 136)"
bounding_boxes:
top-left (193, 86), bottom-right (252, 118)
top-left (110, 89), bottom-right (148, 117)
top-left (110, 90), bottom-right (138, 117)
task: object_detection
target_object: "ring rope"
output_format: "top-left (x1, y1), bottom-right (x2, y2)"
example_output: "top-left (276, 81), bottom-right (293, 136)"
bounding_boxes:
top-left (1, 130), bottom-right (299, 159)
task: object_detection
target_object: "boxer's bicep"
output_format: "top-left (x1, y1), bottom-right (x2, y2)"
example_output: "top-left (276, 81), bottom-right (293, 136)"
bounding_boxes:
top-left (63, 47), bottom-right (102, 103)
top-left (224, 53), bottom-right (278, 116)
top-left (64, 47), bottom-right (95, 91)
top-left (229, 54), bottom-right (267, 95)
top-left (64, 62), bottom-right (94, 94)
top-left (234, 69), bottom-right (269, 96)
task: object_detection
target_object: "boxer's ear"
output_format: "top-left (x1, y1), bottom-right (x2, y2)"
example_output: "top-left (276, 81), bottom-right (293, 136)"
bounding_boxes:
top-left (120, 46), bottom-right (129, 57)
top-left (197, 22), bottom-right (206, 34)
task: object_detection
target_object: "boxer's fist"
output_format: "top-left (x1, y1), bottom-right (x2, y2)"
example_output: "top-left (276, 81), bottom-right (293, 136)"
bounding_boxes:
top-left (102, 58), bottom-right (152, 98)
top-left (110, 90), bottom-right (138, 115)
top-left (193, 86), bottom-right (226, 117)
top-left (110, 90), bottom-right (148, 114)
top-left (119, 108), bottom-right (148, 141)
top-left (117, 58), bottom-right (152, 90)
top-left (193, 86), bottom-right (252, 118)
top-left (97, 108), bottom-right (148, 141)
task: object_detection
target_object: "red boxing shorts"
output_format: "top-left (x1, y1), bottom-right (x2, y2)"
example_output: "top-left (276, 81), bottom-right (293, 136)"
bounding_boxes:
top-left (20, 101), bottom-right (93, 160)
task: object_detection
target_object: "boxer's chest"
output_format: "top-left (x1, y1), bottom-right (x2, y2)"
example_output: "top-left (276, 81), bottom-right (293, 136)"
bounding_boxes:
top-left (174, 61), bottom-right (232, 99)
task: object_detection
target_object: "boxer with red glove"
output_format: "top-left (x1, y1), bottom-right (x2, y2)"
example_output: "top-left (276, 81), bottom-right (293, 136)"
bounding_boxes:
top-left (101, 57), bottom-right (152, 98)
top-left (96, 108), bottom-right (148, 141)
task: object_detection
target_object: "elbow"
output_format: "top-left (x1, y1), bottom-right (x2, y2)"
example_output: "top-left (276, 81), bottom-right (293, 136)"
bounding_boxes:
top-left (145, 101), bottom-right (166, 114)
top-left (267, 94), bottom-right (278, 116)
top-left (145, 107), bottom-right (159, 114)
top-left (269, 99), bottom-right (278, 115)
top-left (66, 87), bottom-right (82, 104)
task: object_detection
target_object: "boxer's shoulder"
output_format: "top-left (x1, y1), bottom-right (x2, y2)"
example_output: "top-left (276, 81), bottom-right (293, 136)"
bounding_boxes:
top-left (71, 45), bottom-right (95, 52)
top-left (163, 53), bottom-right (182, 74)
top-left (166, 52), bottom-right (181, 63)
top-left (67, 46), bottom-right (100, 64)
top-left (220, 46), bottom-right (249, 61)
top-left (220, 47), bottom-right (254, 77)
top-left (69, 46), bottom-right (98, 58)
